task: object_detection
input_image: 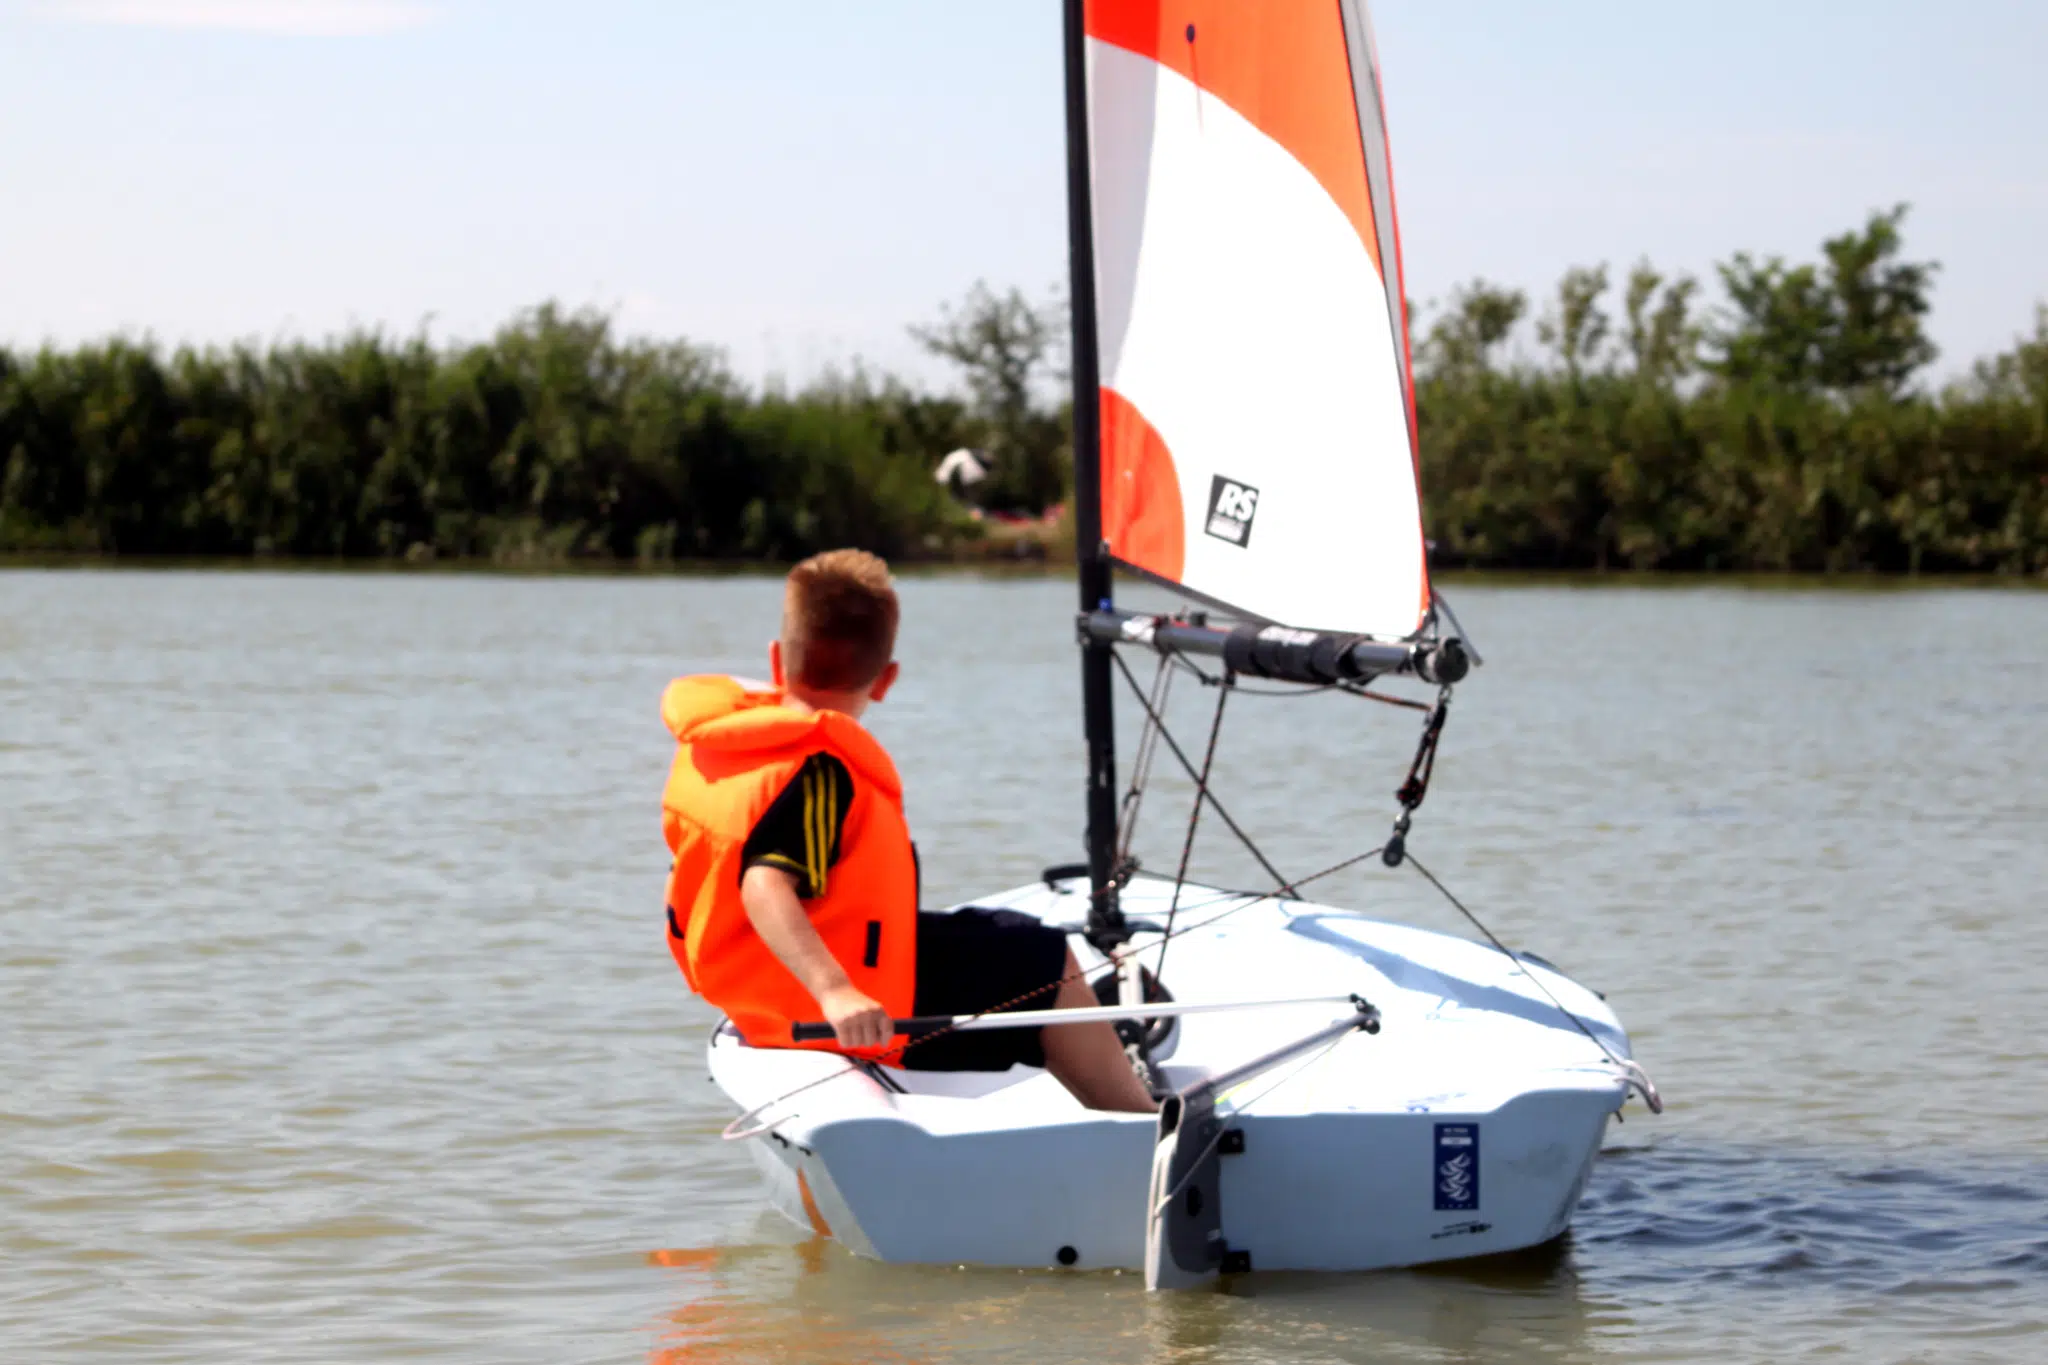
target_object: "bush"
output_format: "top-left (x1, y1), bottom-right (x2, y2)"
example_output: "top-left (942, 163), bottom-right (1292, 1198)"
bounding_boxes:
top-left (0, 304), bottom-right (973, 563)
top-left (6, 213), bottom-right (2046, 574)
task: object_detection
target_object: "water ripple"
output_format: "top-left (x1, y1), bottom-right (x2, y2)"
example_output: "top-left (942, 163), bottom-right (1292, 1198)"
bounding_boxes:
top-left (6, 571), bottom-right (2047, 1363)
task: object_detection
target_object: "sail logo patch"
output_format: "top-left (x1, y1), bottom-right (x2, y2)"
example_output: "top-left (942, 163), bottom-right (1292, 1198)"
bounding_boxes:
top-left (1205, 475), bottom-right (1260, 548)
top-left (1434, 1123), bottom-right (1479, 1211)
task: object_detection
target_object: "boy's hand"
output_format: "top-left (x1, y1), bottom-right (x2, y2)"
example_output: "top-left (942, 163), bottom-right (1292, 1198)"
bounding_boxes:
top-left (738, 865), bottom-right (894, 1052)
top-left (819, 984), bottom-right (893, 1051)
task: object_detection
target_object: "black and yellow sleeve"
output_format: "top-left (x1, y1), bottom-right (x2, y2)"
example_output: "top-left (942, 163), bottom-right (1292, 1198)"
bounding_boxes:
top-left (740, 752), bottom-right (855, 900)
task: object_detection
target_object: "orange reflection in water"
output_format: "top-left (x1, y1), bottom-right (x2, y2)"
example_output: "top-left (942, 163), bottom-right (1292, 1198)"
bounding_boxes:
top-left (645, 1237), bottom-right (935, 1365)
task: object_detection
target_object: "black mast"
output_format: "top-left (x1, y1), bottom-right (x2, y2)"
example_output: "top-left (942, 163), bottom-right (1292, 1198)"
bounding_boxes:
top-left (1061, 0), bottom-right (1124, 947)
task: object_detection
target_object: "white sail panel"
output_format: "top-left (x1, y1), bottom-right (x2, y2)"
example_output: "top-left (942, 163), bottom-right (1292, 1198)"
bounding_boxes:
top-left (1086, 2), bottom-right (1427, 640)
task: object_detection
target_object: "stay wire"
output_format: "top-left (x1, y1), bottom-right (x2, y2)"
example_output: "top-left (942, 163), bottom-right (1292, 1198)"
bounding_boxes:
top-left (1401, 850), bottom-right (1625, 1070)
top-left (1116, 655), bottom-right (1175, 865)
top-left (1110, 649), bottom-right (1294, 896)
top-left (1153, 672), bottom-right (1232, 986)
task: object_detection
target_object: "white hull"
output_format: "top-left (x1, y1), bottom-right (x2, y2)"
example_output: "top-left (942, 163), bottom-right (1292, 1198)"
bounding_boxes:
top-left (708, 874), bottom-right (1639, 1274)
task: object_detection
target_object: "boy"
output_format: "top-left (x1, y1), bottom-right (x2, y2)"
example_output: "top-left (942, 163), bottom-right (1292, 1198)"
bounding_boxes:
top-left (661, 549), bottom-right (1155, 1113)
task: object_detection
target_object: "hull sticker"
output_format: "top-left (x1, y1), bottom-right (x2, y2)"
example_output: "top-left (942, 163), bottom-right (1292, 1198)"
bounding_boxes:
top-left (1434, 1122), bottom-right (1479, 1211)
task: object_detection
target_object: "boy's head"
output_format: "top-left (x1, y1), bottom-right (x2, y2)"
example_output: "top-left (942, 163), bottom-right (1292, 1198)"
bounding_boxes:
top-left (772, 549), bottom-right (900, 716)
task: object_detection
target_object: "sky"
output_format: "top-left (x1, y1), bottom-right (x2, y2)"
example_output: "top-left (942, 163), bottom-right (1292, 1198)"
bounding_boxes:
top-left (3, 0), bottom-right (2046, 389)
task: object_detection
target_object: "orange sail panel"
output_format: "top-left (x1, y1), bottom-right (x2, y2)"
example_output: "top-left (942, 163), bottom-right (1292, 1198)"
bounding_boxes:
top-left (1085, 1), bottom-right (1383, 276)
top-left (1083, 0), bottom-right (1428, 638)
top-left (1099, 387), bottom-right (1186, 582)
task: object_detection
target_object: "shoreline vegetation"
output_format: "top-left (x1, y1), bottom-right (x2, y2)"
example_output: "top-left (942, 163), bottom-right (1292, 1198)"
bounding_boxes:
top-left (4, 209), bottom-right (2044, 576)
top-left (9, 555), bottom-right (2046, 595)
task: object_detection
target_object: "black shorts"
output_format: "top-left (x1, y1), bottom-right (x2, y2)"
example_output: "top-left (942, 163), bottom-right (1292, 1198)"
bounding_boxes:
top-left (903, 907), bottom-right (1069, 1072)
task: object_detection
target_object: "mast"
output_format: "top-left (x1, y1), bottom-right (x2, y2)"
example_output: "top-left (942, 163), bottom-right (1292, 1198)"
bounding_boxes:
top-left (1062, 0), bottom-right (1124, 947)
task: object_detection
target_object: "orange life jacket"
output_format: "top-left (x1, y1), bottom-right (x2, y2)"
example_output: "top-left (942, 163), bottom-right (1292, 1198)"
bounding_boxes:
top-left (659, 674), bottom-right (917, 1059)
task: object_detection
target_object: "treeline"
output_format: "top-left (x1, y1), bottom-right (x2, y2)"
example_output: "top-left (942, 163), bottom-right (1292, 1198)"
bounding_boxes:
top-left (1417, 208), bottom-right (2048, 573)
top-left (3, 209), bottom-right (2046, 572)
top-left (0, 305), bottom-right (986, 562)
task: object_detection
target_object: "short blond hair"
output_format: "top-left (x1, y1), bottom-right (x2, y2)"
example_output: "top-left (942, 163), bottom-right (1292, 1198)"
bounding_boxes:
top-left (781, 549), bottom-right (899, 691)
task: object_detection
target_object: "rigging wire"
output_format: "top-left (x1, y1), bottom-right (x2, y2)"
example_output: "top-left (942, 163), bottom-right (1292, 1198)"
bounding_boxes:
top-left (723, 837), bottom-right (1660, 1142)
top-left (1110, 649), bottom-right (1294, 896)
top-left (1153, 671), bottom-right (1233, 984)
top-left (1074, 640), bottom-right (1428, 914)
top-left (1115, 654), bottom-right (1176, 866)
top-left (1402, 850), bottom-right (1661, 1112)
top-left (725, 634), bottom-right (1659, 1140)
top-left (1158, 648), bottom-right (1433, 709)
top-left (1400, 851), bottom-right (1619, 1060)
top-left (1383, 685), bottom-right (1451, 865)
top-left (1340, 686), bottom-right (1435, 712)
top-left (1428, 589), bottom-right (1484, 667)
top-left (720, 844), bottom-right (1389, 1141)
top-left (1115, 646), bottom-right (1655, 1111)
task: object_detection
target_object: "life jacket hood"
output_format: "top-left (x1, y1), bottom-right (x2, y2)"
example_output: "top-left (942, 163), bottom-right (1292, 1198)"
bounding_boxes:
top-left (660, 674), bottom-right (901, 800)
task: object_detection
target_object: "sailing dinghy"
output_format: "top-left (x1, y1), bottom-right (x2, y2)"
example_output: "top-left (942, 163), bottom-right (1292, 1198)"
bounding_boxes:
top-left (707, 0), bottom-right (1660, 1288)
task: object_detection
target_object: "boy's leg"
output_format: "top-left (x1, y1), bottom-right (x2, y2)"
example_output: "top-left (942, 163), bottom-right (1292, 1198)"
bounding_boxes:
top-left (904, 910), bottom-right (1157, 1111)
top-left (1042, 947), bottom-right (1159, 1113)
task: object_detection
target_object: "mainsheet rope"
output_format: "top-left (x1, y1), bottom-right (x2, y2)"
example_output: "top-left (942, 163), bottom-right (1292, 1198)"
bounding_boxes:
top-left (724, 642), bottom-right (1660, 1139)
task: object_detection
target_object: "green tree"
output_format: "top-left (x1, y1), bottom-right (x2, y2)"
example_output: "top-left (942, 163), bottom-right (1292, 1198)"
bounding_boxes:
top-left (1536, 264), bottom-right (1611, 382)
top-left (1709, 204), bottom-right (1937, 394)
top-left (1620, 261), bottom-right (1701, 386)
top-left (1418, 281), bottom-right (1527, 379)
top-left (6, 229), bottom-right (2047, 578)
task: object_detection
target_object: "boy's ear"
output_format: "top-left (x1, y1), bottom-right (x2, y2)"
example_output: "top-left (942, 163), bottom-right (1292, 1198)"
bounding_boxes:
top-left (867, 660), bottom-right (900, 703)
top-left (768, 640), bottom-right (786, 688)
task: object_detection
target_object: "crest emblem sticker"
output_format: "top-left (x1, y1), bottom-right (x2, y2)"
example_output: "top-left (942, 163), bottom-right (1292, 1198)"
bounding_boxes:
top-left (1204, 475), bottom-right (1260, 547)
top-left (1434, 1123), bottom-right (1479, 1211)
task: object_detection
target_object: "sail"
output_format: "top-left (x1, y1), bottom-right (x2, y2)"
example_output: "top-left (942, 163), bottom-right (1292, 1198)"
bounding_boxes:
top-left (1082, 0), bottom-right (1428, 639)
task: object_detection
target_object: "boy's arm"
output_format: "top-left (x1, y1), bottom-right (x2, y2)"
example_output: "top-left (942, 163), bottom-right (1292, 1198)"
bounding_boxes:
top-left (740, 864), bottom-right (893, 1050)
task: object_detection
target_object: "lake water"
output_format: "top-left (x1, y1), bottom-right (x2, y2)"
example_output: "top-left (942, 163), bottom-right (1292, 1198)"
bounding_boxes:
top-left (3, 568), bottom-right (2045, 1364)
